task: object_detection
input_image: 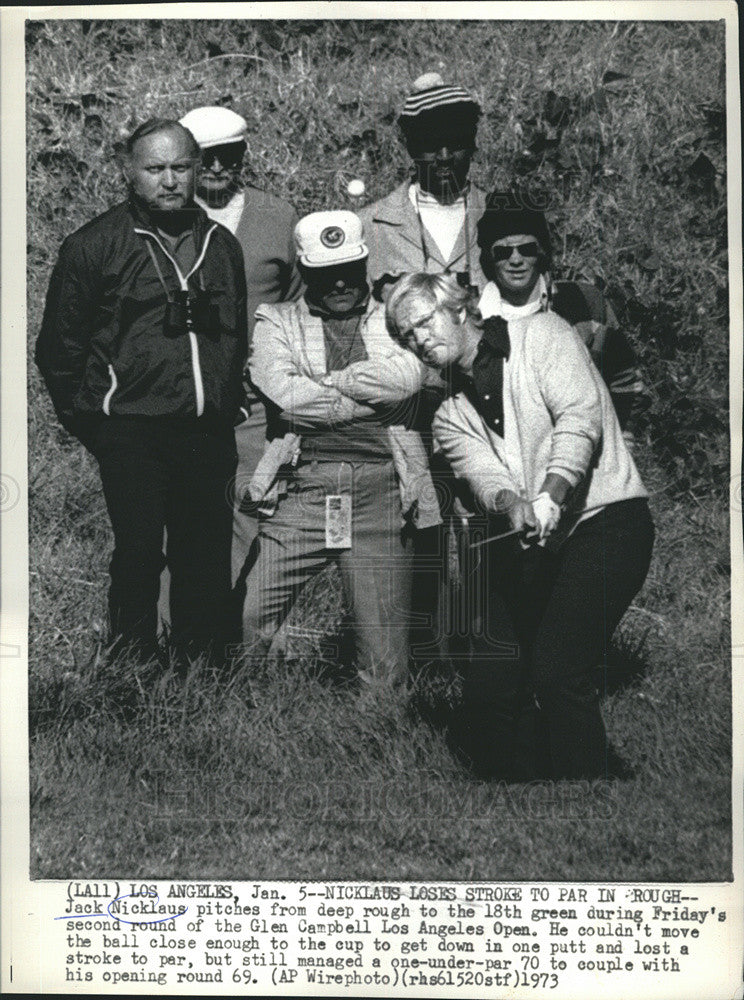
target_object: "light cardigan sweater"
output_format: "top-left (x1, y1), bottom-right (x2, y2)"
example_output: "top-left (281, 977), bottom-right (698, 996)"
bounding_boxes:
top-left (329, 278), bottom-right (647, 534)
top-left (432, 294), bottom-right (647, 532)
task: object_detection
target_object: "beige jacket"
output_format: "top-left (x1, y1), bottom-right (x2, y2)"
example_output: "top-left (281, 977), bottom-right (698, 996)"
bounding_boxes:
top-left (248, 298), bottom-right (441, 528)
top-left (358, 182), bottom-right (488, 292)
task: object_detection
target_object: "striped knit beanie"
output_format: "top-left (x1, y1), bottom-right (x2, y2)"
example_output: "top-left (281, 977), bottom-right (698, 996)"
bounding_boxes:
top-left (398, 73), bottom-right (481, 146)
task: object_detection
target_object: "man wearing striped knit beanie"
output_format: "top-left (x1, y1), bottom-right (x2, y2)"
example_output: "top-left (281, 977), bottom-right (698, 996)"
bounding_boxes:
top-left (358, 73), bottom-right (488, 302)
top-left (357, 74), bottom-right (489, 673)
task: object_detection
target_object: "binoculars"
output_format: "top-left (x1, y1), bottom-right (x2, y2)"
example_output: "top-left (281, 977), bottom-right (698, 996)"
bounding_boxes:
top-left (455, 270), bottom-right (480, 300)
top-left (163, 289), bottom-right (215, 338)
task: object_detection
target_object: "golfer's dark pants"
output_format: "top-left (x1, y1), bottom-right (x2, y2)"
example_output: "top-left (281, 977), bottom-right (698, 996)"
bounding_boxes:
top-left (94, 416), bottom-right (237, 667)
top-left (409, 459), bottom-right (477, 667)
top-left (457, 498), bottom-right (654, 780)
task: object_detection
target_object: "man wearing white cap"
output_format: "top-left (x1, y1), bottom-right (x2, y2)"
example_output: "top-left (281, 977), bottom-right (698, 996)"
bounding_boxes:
top-left (242, 210), bottom-right (440, 696)
top-left (178, 105), bottom-right (302, 591)
top-left (358, 73), bottom-right (488, 300)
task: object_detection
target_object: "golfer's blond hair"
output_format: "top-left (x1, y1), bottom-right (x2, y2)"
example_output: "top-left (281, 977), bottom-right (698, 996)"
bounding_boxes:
top-left (385, 272), bottom-right (481, 344)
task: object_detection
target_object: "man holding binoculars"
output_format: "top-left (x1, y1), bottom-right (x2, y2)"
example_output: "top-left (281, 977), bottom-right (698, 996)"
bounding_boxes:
top-left (35, 118), bottom-right (248, 672)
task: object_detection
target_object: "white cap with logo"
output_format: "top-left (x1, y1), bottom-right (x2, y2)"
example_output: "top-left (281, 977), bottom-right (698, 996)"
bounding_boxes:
top-left (178, 106), bottom-right (248, 149)
top-left (294, 210), bottom-right (368, 268)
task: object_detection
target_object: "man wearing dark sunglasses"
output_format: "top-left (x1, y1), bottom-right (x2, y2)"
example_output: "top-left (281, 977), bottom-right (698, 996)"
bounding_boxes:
top-left (477, 198), bottom-right (644, 431)
top-left (488, 238), bottom-right (545, 302)
top-left (178, 106), bottom-right (302, 610)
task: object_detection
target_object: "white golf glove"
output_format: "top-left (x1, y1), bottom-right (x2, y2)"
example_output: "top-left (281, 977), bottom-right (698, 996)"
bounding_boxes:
top-left (531, 492), bottom-right (562, 542)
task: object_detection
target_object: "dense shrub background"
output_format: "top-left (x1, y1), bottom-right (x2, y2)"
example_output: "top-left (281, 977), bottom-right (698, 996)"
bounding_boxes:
top-left (26, 19), bottom-right (732, 881)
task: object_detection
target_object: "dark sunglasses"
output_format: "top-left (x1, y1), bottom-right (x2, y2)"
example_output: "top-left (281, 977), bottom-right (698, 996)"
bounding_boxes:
top-left (491, 241), bottom-right (541, 261)
top-left (201, 144), bottom-right (245, 169)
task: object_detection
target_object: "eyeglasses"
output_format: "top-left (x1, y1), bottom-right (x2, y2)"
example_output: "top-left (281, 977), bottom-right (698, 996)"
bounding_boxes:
top-left (491, 241), bottom-right (541, 261)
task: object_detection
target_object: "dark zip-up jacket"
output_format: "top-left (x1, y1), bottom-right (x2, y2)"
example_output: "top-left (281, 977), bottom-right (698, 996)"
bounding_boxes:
top-left (35, 197), bottom-right (248, 446)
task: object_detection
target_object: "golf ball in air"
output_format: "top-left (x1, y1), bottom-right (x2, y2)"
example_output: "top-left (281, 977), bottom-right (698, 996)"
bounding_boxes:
top-left (347, 179), bottom-right (366, 198)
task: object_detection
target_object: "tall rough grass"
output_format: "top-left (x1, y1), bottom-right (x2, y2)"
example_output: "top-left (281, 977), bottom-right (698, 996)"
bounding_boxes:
top-left (26, 19), bottom-right (731, 880)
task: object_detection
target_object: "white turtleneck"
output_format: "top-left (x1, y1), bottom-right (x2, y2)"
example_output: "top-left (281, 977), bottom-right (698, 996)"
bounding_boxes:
top-left (477, 273), bottom-right (550, 321)
top-left (409, 183), bottom-right (467, 262)
top-left (195, 190), bottom-right (245, 235)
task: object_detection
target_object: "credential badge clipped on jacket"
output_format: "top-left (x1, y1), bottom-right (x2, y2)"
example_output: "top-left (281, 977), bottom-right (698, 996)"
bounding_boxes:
top-left (325, 495), bottom-right (352, 549)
